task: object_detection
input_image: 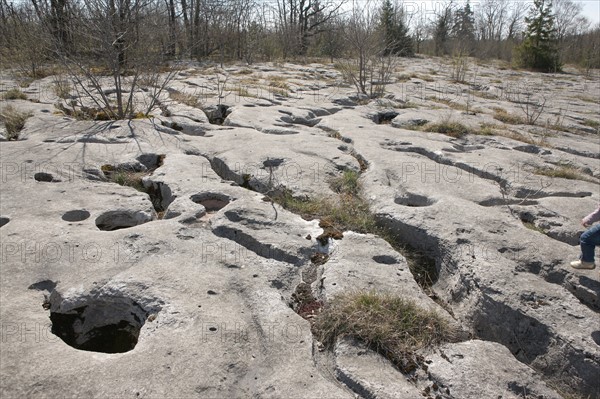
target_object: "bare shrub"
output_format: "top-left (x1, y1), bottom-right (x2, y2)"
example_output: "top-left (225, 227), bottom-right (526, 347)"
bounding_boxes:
top-left (451, 50), bottom-right (469, 83)
top-left (51, 0), bottom-right (177, 120)
top-left (336, 1), bottom-right (397, 99)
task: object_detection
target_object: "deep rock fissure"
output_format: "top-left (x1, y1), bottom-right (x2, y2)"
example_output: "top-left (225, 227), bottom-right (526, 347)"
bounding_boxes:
top-left (204, 104), bottom-right (230, 125)
top-left (472, 293), bottom-right (600, 397)
top-left (100, 154), bottom-right (174, 218)
top-left (374, 214), bottom-right (441, 288)
top-left (145, 181), bottom-right (175, 216)
top-left (291, 262), bottom-right (323, 320)
top-left (371, 110), bottom-right (399, 125)
top-left (383, 141), bottom-right (596, 201)
top-left (212, 224), bottom-right (306, 265)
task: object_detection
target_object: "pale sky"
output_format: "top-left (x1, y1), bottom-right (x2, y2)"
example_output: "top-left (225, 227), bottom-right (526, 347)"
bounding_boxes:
top-left (580, 0), bottom-right (600, 24)
top-left (393, 1), bottom-right (600, 25)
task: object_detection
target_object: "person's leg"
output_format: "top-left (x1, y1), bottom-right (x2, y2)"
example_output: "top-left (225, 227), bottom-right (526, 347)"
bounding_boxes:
top-left (580, 224), bottom-right (600, 263)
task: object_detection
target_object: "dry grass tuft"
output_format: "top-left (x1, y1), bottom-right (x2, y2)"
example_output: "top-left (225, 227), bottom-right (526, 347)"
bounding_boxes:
top-left (2, 88), bottom-right (27, 100)
top-left (582, 119), bottom-right (599, 131)
top-left (170, 90), bottom-right (201, 107)
top-left (425, 121), bottom-right (471, 138)
top-left (0, 105), bottom-right (32, 140)
top-left (312, 291), bottom-right (454, 372)
top-left (493, 107), bottom-right (526, 125)
top-left (533, 164), bottom-right (596, 183)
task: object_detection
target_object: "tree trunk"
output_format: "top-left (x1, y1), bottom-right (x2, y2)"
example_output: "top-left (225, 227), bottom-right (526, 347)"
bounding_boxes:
top-left (166, 0), bottom-right (176, 56)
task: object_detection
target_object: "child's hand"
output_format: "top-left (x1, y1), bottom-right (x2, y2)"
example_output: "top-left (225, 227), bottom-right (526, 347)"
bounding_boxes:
top-left (582, 219), bottom-right (591, 228)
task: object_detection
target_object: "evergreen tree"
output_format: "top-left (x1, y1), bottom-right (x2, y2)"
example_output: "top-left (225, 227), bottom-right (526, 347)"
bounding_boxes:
top-left (516, 0), bottom-right (561, 72)
top-left (379, 0), bottom-right (413, 56)
top-left (452, 0), bottom-right (475, 53)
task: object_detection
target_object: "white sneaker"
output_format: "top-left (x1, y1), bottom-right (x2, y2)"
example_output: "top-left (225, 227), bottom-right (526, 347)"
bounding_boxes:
top-left (570, 260), bottom-right (596, 270)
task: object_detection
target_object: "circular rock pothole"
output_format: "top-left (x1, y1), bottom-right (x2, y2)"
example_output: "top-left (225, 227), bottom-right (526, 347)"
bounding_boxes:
top-left (49, 291), bottom-right (158, 354)
top-left (95, 210), bottom-right (153, 231)
top-left (0, 216), bottom-right (9, 228)
top-left (62, 210), bottom-right (91, 222)
top-left (34, 172), bottom-right (60, 183)
top-left (395, 193), bottom-right (437, 207)
top-left (372, 255), bottom-right (398, 264)
top-left (191, 193), bottom-right (231, 215)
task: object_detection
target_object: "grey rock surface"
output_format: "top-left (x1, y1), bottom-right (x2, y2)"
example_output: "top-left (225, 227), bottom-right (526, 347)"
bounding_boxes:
top-left (334, 338), bottom-right (424, 399)
top-left (1, 58), bottom-right (598, 398)
top-left (416, 340), bottom-right (563, 399)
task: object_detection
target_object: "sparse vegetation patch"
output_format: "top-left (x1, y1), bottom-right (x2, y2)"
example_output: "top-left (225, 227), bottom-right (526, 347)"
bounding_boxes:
top-left (312, 291), bottom-right (454, 372)
top-left (2, 88), bottom-right (27, 100)
top-left (170, 90), bottom-right (202, 107)
top-left (582, 119), bottom-right (599, 131)
top-left (475, 123), bottom-right (497, 136)
top-left (533, 164), bottom-right (595, 182)
top-left (425, 120), bottom-right (471, 138)
top-left (493, 107), bottom-right (526, 125)
top-left (268, 169), bottom-right (438, 287)
top-left (0, 105), bottom-right (32, 140)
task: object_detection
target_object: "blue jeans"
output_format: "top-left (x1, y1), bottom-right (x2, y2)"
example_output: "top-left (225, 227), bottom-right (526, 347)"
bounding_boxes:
top-left (580, 224), bottom-right (600, 263)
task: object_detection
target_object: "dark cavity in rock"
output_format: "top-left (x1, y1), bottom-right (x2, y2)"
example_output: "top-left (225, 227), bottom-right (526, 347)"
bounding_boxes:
top-left (372, 255), bottom-right (398, 264)
top-left (95, 210), bottom-right (151, 231)
top-left (62, 210), bottom-right (91, 222)
top-left (204, 104), bottom-right (230, 125)
top-left (28, 280), bottom-right (57, 292)
top-left (372, 111), bottom-right (399, 124)
top-left (395, 193), bottom-right (436, 207)
top-left (191, 193), bottom-right (230, 213)
top-left (49, 293), bottom-right (155, 354)
top-left (34, 172), bottom-right (60, 183)
top-left (263, 158), bottom-right (285, 168)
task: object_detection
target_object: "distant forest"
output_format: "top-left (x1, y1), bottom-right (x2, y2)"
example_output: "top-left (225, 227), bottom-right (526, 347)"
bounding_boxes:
top-left (1, 0), bottom-right (597, 76)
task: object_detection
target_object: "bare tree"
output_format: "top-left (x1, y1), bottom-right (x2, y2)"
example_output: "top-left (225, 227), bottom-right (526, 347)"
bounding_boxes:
top-left (276, 0), bottom-right (344, 57)
top-left (337, 0), bottom-right (396, 98)
top-left (506, 1), bottom-right (529, 40)
top-left (553, 0), bottom-right (583, 41)
top-left (578, 24), bottom-right (600, 73)
top-left (475, 0), bottom-right (508, 58)
top-left (500, 1), bottom-right (529, 60)
top-left (30, 0), bottom-right (74, 52)
top-left (314, 17), bottom-right (345, 61)
top-left (164, 0), bottom-right (177, 56)
top-left (411, 8), bottom-right (428, 54)
top-left (0, 0), bottom-right (48, 78)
